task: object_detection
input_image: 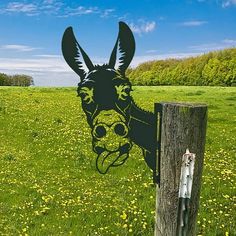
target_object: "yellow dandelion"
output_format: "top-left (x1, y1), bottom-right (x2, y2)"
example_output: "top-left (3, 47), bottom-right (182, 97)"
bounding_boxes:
top-left (120, 212), bottom-right (127, 220)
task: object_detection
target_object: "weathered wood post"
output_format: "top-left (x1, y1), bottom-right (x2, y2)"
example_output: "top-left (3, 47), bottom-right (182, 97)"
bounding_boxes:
top-left (155, 102), bottom-right (207, 236)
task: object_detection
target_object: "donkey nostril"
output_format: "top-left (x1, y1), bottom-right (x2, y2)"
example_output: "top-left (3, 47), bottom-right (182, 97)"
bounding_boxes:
top-left (120, 143), bottom-right (132, 153)
top-left (94, 146), bottom-right (105, 154)
top-left (94, 125), bottom-right (106, 138)
top-left (114, 123), bottom-right (127, 136)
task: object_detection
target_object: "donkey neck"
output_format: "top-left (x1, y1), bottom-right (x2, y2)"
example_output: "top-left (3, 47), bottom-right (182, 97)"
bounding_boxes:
top-left (128, 100), bottom-right (156, 152)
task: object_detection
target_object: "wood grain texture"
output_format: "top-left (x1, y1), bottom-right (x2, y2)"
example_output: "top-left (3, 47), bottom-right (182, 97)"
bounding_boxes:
top-left (155, 103), bottom-right (207, 236)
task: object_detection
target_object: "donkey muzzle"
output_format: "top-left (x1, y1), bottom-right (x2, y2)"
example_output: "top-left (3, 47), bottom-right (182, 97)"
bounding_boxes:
top-left (92, 110), bottom-right (132, 173)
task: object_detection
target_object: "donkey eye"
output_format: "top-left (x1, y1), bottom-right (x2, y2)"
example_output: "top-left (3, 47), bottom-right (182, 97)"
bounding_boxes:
top-left (124, 87), bottom-right (131, 93)
top-left (115, 84), bottom-right (131, 101)
top-left (78, 87), bottom-right (94, 104)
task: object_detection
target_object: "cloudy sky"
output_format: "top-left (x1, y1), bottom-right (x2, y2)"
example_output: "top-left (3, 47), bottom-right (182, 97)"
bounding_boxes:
top-left (0, 0), bottom-right (236, 86)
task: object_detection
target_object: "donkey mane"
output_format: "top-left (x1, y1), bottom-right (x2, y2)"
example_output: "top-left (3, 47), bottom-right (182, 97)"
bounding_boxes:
top-left (130, 99), bottom-right (154, 120)
top-left (93, 64), bottom-right (111, 70)
top-left (129, 100), bottom-right (155, 169)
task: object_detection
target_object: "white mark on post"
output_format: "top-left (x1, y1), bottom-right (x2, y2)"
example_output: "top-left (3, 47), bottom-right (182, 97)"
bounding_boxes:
top-left (177, 149), bottom-right (196, 231)
top-left (178, 149), bottom-right (196, 199)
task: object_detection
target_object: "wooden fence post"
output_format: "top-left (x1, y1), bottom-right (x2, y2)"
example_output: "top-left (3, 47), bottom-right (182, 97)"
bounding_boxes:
top-left (155, 102), bottom-right (208, 236)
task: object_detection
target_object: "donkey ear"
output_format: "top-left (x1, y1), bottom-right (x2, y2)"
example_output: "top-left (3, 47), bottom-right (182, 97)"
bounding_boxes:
top-left (62, 27), bottom-right (94, 79)
top-left (109, 22), bottom-right (135, 75)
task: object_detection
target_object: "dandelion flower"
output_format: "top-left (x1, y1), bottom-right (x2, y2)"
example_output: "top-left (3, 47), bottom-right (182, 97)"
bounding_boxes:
top-left (120, 212), bottom-right (127, 220)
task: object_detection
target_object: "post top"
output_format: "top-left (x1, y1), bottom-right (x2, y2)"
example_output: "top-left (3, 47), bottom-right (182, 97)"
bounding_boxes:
top-left (155, 102), bottom-right (207, 108)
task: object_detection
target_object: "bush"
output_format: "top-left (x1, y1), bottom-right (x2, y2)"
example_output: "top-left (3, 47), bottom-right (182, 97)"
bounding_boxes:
top-left (127, 48), bottom-right (236, 86)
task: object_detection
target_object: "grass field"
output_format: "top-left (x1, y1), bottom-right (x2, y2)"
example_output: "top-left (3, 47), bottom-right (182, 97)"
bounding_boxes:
top-left (0, 86), bottom-right (235, 236)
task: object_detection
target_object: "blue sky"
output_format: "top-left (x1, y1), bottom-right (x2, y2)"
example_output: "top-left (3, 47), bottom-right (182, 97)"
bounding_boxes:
top-left (0, 0), bottom-right (236, 86)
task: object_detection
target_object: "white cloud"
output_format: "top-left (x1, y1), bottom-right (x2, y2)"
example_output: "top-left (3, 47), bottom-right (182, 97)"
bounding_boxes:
top-left (198, 0), bottom-right (236, 8)
top-left (180, 20), bottom-right (208, 27)
top-left (59, 6), bottom-right (117, 18)
top-left (34, 54), bottom-right (61, 58)
top-left (0, 57), bottom-right (67, 72)
top-left (129, 21), bottom-right (156, 35)
top-left (189, 39), bottom-right (236, 51)
top-left (100, 9), bottom-right (116, 18)
top-left (189, 43), bottom-right (223, 51)
top-left (0, 1), bottom-right (114, 18)
top-left (43, 0), bottom-right (54, 4)
top-left (0, 1), bottom-right (51, 16)
top-left (5, 2), bottom-right (37, 13)
top-left (39, 1), bottom-right (63, 14)
top-left (222, 39), bottom-right (236, 44)
top-left (0, 44), bottom-right (39, 52)
top-left (59, 6), bottom-right (99, 17)
top-left (222, 0), bottom-right (236, 7)
top-left (0, 56), bottom-right (79, 86)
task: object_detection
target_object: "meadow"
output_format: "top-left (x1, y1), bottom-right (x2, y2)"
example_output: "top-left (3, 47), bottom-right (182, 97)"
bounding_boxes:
top-left (0, 86), bottom-right (235, 236)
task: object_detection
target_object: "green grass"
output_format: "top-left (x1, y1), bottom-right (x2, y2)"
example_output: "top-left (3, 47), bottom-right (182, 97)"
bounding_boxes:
top-left (0, 86), bottom-right (235, 236)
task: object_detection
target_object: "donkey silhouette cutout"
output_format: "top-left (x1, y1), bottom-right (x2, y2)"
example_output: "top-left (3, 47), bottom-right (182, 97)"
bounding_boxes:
top-left (62, 22), bottom-right (156, 174)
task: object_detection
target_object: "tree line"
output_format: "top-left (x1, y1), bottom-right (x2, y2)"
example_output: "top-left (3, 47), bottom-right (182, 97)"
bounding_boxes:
top-left (127, 48), bottom-right (236, 86)
top-left (0, 73), bottom-right (34, 86)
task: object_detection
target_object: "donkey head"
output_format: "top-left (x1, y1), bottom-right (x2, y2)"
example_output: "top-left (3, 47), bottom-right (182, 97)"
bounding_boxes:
top-left (62, 22), bottom-right (135, 174)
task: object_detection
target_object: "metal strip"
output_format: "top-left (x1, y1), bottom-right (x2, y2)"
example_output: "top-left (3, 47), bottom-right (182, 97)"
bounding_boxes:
top-left (154, 103), bottom-right (162, 186)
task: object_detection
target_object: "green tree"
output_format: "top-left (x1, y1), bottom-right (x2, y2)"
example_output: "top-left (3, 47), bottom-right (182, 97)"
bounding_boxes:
top-left (128, 48), bottom-right (236, 86)
top-left (0, 73), bottom-right (34, 86)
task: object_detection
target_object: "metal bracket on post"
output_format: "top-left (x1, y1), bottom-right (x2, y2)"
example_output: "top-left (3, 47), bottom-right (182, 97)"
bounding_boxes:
top-left (154, 103), bottom-right (162, 186)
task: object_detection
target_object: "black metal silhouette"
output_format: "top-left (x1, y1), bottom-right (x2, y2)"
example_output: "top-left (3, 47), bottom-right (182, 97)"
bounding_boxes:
top-left (62, 22), bottom-right (157, 176)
